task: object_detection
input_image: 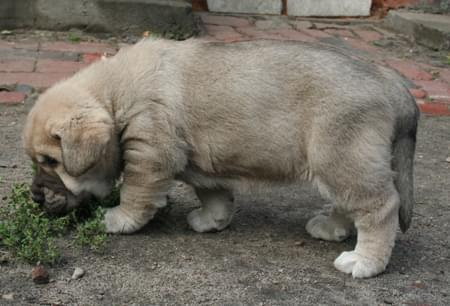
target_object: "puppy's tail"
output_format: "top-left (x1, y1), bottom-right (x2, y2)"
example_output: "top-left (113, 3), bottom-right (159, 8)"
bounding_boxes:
top-left (392, 99), bottom-right (419, 233)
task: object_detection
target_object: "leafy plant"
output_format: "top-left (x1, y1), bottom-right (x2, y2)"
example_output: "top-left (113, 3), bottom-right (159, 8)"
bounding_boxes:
top-left (0, 183), bottom-right (120, 264)
top-left (0, 184), bottom-right (69, 264)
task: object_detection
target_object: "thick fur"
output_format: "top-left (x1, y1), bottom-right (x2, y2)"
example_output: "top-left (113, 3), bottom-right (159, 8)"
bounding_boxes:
top-left (23, 38), bottom-right (419, 278)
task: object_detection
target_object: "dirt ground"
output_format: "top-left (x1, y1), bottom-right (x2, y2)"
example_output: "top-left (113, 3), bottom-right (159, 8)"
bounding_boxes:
top-left (0, 91), bottom-right (449, 305)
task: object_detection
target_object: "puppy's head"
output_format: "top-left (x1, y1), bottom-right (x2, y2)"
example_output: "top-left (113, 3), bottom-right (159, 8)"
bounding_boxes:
top-left (23, 83), bottom-right (120, 214)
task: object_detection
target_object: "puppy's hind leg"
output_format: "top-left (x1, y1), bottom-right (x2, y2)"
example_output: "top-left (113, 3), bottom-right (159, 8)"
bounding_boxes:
top-left (334, 186), bottom-right (399, 278)
top-left (187, 188), bottom-right (235, 233)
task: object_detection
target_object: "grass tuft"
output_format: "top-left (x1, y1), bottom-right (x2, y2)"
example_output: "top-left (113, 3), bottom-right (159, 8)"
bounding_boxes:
top-left (0, 183), bottom-right (120, 264)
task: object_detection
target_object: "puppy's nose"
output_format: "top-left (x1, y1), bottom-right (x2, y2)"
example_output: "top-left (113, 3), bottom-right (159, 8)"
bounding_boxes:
top-left (31, 191), bottom-right (45, 205)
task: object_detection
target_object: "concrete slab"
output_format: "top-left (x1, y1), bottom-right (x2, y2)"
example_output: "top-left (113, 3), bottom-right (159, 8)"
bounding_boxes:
top-left (207, 0), bottom-right (282, 15)
top-left (287, 0), bottom-right (372, 17)
top-left (0, 0), bottom-right (198, 38)
top-left (384, 11), bottom-right (450, 50)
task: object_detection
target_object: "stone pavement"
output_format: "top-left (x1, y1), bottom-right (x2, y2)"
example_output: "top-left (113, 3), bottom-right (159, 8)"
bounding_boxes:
top-left (1, 13), bottom-right (449, 115)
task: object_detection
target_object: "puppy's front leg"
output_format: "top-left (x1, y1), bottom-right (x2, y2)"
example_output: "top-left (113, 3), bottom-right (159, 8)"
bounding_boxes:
top-left (104, 177), bottom-right (170, 234)
top-left (104, 140), bottom-right (172, 234)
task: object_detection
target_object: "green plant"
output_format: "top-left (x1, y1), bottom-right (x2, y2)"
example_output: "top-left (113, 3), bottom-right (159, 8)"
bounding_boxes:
top-left (0, 184), bottom-right (69, 264)
top-left (67, 32), bottom-right (81, 43)
top-left (73, 207), bottom-right (107, 251)
top-left (0, 183), bottom-right (120, 264)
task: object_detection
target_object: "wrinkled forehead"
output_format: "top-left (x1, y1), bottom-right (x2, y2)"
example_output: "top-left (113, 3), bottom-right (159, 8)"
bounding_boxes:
top-left (23, 105), bottom-right (60, 160)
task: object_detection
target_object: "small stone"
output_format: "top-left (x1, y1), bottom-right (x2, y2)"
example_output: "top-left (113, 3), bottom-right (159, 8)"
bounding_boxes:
top-left (1, 293), bottom-right (14, 300)
top-left (71, 267), bottom-right (85, 280)
top-left (445, 157), bottom-right (450, 163)
top-left (32, 265), bottom-right (50, 284)
top-left (1, 30), bottom-right (13, 35)
top-left (15, 84), bottom-right (34, 95)
top-left (294, 240), bottom-right (305, 246)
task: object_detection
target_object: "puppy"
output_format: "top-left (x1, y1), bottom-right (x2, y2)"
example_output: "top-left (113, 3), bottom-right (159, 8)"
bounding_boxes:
top-left (23, 38), bottom-right (419, 278)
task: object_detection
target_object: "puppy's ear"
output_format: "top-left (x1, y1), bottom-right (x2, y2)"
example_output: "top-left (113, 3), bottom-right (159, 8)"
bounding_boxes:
top-left (51, 110), bottom-right (113, 177)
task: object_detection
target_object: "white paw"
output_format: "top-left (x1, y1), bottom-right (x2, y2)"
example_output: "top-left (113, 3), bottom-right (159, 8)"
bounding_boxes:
top-left (306, 215), bottom-right (351, 242)
top-left (187, 208), bottom-right (231, 233)
top-left (104, 207), bottom-right (144, 234)
top-left (334, 251), bottom-right (386, 278)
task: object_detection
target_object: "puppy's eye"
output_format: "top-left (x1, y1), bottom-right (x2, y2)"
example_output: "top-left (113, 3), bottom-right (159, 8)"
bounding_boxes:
top-left (42, 155), bottom-right (58, 167)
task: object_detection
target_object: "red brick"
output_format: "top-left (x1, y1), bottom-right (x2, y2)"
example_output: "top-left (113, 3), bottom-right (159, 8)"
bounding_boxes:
top-left (235, 27), bottom-right (283, 40)
top-left (300, 29), bottom-right (332, 39)
top-left (0, 91), bottom-right (26, 104)
top-left (268, 29), bottom-right (316, 42)
top-left (36, 59), bottom-right (86, 73)
top-left (205, 25), bottom-right (245, 42)
top-left (324, 29), bottom-right (354, 38)
top-left (0, 40), bottom-right (39, 51)
top-left (409, 88), bottom-right (427, 99)
top-left (417, 100), bottom-right (450, 116)
top-left (438, 69), bottom-right (450, 84)
top-left (201, 14), bottom-right (251, 27)
top-left (0, 72), bottom-right (69, 89)
top-left (40, 42), bottom-right (116, 54)
top-left (345, 38), bottom-right (380, 55)
top-left (354, 29), bottom-right (382, 42)
top-left (386, 59), bottom-right (433, 81)
top-left (0, 59), bottom-right (35, 72)
top-left (414, 80), bottom-right (450, 100)
top-left (82, 53), bottom-right (103, 64)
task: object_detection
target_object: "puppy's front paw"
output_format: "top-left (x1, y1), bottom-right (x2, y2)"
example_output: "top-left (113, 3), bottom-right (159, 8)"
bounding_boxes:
top-left (104, 207), bottom-right (143, 234)
top-left (334, 251), bottom-right (386, 278)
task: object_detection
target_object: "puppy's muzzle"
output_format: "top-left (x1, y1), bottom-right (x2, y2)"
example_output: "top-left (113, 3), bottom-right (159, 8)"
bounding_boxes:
top-left (31, 168), bottom-right (92, 215)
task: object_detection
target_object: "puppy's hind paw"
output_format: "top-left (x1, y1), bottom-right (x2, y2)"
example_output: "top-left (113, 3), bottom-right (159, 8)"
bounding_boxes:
top-left (334, 251), bottom-right (387, 278)
top-left (104, 206), bottom-right (144, 234)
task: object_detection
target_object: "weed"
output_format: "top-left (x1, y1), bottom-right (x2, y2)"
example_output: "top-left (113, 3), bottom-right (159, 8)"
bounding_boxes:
top-left (0, 184), bottom-right (69, 264)
top-left (67, 32), bottom-right (81, 43)
top-left (0, 183), bottom-right (120, 264)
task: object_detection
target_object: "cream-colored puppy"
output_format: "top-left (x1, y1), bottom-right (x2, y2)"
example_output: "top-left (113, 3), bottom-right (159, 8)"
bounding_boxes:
top-left (24, 38), bottom-right (419, 278)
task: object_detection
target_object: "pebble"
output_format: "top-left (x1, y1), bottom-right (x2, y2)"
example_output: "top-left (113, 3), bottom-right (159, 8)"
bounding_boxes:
top-left (72, 267), bottom-right (85, 280)
top-left (445, 157), bottom-right (450, 163)
top-left (1, 293), bottom-right (14, 300)
top-left (31, 265), bottom-right (50, 284)
top-left (294, 240), bottom-right (305, 247)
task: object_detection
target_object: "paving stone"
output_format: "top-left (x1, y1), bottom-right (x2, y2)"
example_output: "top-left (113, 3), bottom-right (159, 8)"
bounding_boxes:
top-left (200, 14), bottom-right (251, 27)
top-left (290, 20), bottom-right (313, 30)
top-left (417, 100), bottom-right (450, 115)
top-left (438, 69), bottom-right (450, 84)
top-left (409, 88), bottom-right (427, 99)
top-left (37, 50), bottom-right (80, 61)
top-left (0, 59), bottom-right (35, 72)
top-left (301, 29), bottom-right (332, 39)
top-left (235, 27), bottom-right (284, 40)
top-left (0, 91), bottom-right (26, 104)
top-left (41, 42), bottom-right (117, 54)
top-left (205, 25), bottom-right (245, 42)
top-left (345, 38), bottom-right (381, 56)
top-left (207, 0), bottom-right (282, 15)
top-left (0, 72), bottom-right (69, 90)
top-left (268, 29), bottom-right (316, 42)
top-left (82, 53), bottom-right (103, 64)
top-left (0, 48), bottom-right (38, 60)
top-left (36, 59), bottom-right (86, 73)
top-left (324, 29), bottom-right (355, 38)
top-left (0, 40), bottom-right (39, 51)
top-left (414, 80), bottom-right (450, 100)
top-left (255, 19), bottom-right (292, 30)
top-left (386, 59), bottom-right (434, 81)
top-left (354, 29), bottom-right (383, 42)
top-left (287, 0), bottom-right (372, 17)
